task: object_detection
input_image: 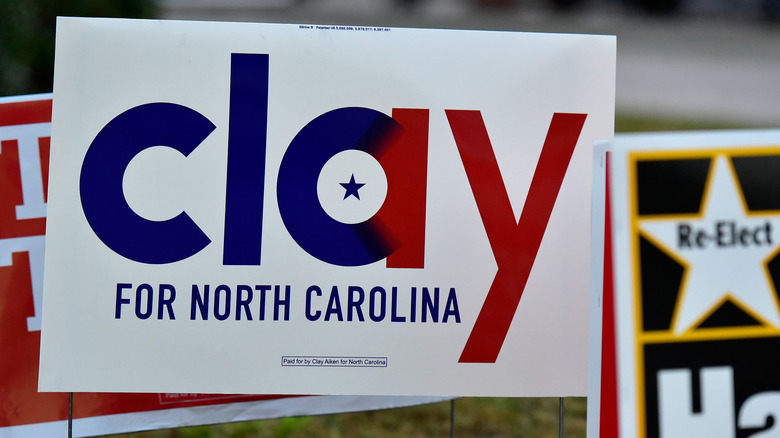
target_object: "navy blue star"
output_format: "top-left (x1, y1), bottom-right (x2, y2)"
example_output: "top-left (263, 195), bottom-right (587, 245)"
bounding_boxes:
top-left (340, 174), bottom-right (365, 200)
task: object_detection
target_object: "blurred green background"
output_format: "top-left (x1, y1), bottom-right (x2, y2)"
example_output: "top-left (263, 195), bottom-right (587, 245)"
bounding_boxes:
top-left (109, 397), bottom-right (588, 438)
top-left (0, 0), bottom-right (157, 96)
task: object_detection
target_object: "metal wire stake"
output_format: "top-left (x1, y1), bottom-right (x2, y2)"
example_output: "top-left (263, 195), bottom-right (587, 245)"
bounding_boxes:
top-left (68, 392), bottom-right (73, 438)
top-left (449, 399), bottom-right (455, 438)
top-left (558, 397), bottom-right (564, 438)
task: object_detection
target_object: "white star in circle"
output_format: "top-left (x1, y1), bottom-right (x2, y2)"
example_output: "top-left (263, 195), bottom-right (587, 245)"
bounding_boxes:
top-left (639, 155), bottom-right (780, 335)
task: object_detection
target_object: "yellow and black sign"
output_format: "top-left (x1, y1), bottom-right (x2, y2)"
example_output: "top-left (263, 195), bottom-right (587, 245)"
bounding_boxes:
top-left (626, 145), bottom-right (780, 438)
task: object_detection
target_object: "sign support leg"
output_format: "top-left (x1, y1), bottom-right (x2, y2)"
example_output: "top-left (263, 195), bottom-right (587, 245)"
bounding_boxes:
top-left (449, 399), bottom-right (455, 438)
top-left (68, 392), bottom-right (73, 438)
top-left (558, 397), bottom-right (564, 438)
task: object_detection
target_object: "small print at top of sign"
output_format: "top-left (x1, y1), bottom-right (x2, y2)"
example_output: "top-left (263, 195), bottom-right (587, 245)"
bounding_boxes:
top-left (39, 17), bottom-right (615, 396)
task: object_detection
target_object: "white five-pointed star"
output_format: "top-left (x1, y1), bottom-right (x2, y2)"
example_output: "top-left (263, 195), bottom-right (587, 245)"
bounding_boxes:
top-left (639, 155), bottom-right (780, 334)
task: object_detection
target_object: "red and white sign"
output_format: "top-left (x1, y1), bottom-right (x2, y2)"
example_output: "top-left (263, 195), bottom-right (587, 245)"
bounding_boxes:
top-left (0, 93), bottom-right (450, 437)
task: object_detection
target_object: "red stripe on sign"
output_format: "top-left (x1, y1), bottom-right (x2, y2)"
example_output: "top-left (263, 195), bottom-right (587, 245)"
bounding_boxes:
top-left (447, 111), bottom-right (586, 363)
top-left (0, 139), bottom-right (46, 239)
top-left (600, 153), bottom-right (620, 438)
top-left (38, 136), bottom-right (51, 203)
top-left (0, 252), bottom-right (64, 426)
top-left (0, 99), bottom-right (52, 127)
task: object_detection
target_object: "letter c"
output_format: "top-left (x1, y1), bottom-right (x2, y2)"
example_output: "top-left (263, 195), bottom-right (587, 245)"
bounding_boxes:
top-left (80, 103), bottom-right (215, 264)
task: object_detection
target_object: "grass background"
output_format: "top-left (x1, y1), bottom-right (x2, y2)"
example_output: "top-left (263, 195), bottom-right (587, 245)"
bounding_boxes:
top-left (109, 397), bottom-right (586, 438)
top-left (109, 397), bottom-right (585, 438)
top-left (103, 115), bottom-right (749, 438)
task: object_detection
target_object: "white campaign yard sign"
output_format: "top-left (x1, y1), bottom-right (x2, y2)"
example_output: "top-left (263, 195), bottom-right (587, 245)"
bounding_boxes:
top-left (39, 18), bottom-right (615, 396)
